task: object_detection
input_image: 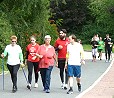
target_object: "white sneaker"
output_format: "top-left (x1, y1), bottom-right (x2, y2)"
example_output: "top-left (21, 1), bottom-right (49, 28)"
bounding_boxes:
top-left (105, 60), bottom-right (108, 63)
top-left (34, 83), bottom-right (38, 88)
top-left (61, 83), bottom-right (65, 89)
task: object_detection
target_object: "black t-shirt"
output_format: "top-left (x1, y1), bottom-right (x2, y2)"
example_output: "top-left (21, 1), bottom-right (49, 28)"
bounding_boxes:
top-left (91, 41), bottom-right (98, 49)
top-left (104, 38), bottom-right (111, 48)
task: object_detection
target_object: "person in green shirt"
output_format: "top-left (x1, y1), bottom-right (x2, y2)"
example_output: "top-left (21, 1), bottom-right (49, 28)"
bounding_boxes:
top-left (98, 37), bottom-right (104, 60)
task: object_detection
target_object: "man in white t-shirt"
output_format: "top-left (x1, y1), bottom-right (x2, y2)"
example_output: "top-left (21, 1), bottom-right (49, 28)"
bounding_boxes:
top-left (65, 34), bottom-right (85, 94)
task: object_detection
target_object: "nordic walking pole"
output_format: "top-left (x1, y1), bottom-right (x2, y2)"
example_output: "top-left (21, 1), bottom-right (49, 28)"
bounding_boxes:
top-left (21, 66), bottom-right (31, 91)
top-left (1, 59), bottom-right (4, 90)
top-left (63, 67), bottom-right (65, 89)
top-left (21, 67), bottom-right (28, 83)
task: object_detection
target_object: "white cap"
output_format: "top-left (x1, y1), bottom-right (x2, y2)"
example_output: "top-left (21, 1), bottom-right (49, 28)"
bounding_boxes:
top-left (44, 35), bottom-right (51, 39)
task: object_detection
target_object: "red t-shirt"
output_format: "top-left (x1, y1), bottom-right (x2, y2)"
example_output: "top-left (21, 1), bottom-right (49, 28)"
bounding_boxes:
top-left (38, 44), bottom-right (56, 68)
top-left (26, 43), bottom-right (40, 62)
top-left (54, 38), bottom-right (69, 59)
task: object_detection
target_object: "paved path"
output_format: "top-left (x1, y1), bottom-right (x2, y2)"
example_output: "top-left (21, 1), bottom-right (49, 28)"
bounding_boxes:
top-left (76, 53), bottom-right (114, 98)
top-left (0, 52), bottom-right (112, 98)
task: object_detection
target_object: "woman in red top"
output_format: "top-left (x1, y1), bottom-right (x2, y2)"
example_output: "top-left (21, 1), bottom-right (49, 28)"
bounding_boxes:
top-left (38, 35), bottom-right (57, 93)
top-left (26, 35), bottom-right (40, 90)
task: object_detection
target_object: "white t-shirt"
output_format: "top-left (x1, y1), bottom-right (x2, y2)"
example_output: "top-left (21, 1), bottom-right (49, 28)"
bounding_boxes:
top-left (67, 42), bottom-right (84, 65)
top-left (5, 44), bottom-right (22, 65)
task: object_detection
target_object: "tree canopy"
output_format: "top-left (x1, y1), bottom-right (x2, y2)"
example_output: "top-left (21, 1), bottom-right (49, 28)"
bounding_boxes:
top-left (0, 0), bottom-right (114, 54)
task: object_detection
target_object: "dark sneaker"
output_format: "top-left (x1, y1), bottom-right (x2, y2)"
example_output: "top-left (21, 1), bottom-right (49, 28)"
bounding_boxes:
top-left (64, 84), bottom-right (68, 90)
top-left (27, 84), bottom-right (31, 91)
top-left (12, 86), bottom-right (17, 93)
top-left (77, 83), bottom-right (81, 92)
top-left (45, 89), bottom-right (50, 93)
top-left (67, 89), bottom-right (73, 94)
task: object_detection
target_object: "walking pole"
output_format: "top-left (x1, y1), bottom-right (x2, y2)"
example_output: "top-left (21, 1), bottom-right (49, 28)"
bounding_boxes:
top-left (63, 67), bottom-right (66, 89)
top-left (21, 67), bottom-right (31, 91)
top-left (22, 67), bottom-right (28, 83)
top-left (1, 59), bottom-right (4, 90)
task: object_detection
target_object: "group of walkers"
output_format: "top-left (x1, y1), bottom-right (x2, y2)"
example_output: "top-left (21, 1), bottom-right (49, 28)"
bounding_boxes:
top-left (91, 34), bottom-right (113, 62)
top-left (1, 29), bottom-right (85, 94)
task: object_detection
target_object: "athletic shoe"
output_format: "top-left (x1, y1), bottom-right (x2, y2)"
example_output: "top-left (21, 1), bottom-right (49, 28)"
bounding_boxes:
top-left (12, 86), bottom-right (17, 93)
top-left (77, 83), bottom-right (81, 92)
top-left (61, 83), bottom-right (64, 89)
top-left (67, 89), bottom-right (73, 94)
top-left (105, 60), bottom-right (108, 63)
top-left (64, 84), bottom-right (68, 90)
top-left (45, 89), bottom-right (50, 93)
top-left (34, 83), bottom-right (38, 88)
top-left (27, 84), bottom-right (31, 90)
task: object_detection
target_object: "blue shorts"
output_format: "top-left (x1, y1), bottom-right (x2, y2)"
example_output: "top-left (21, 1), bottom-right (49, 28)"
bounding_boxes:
top-left (67, 65), bottom-right (81, 78)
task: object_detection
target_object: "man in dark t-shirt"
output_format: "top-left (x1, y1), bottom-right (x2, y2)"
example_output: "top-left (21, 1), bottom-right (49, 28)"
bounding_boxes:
top-left (104, 34), bottom-right (113, 62)
top-left (91, 37), bottom-right (98, 62)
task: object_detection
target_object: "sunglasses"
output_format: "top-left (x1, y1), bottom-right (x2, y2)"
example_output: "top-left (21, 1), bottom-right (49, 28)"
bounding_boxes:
top-left (12, 41), bottom-right (16, 42)
top-left (31, 40), bottom-right (35, 41)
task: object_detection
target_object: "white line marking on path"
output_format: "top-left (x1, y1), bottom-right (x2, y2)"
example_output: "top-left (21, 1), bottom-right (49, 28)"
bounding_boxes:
top-left (75, 59), bottom-right (114, 98)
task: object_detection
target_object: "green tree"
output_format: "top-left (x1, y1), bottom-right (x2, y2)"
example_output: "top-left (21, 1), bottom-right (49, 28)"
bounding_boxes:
top-left (0, 0), bottom-right (58, 53)
top-left (82, 0), bottom-right (114, 43)
top-left (0, 12), bottom-right (14, 53)
top-left (50, 0), bottom-right (90, 33)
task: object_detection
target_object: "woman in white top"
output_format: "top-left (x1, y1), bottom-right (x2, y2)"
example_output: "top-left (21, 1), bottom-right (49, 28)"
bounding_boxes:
top-left (1, 35), bottom-right (23, 93)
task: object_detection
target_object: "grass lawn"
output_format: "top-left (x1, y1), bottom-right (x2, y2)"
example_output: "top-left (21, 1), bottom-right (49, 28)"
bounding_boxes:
top-left (83, 44), bottom-right (114, 53)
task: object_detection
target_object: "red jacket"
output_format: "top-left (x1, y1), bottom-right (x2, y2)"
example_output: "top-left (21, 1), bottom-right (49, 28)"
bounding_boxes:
top-left (38, 44), bottom-right (56, 68)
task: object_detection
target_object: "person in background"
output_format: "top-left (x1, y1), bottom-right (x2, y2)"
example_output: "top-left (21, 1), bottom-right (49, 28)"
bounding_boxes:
top-left (38, 35), bottom-right (57, 93)
top-left (91, 34), bottom-right (99, 42)
top-left (25, 35), bottom-right (40, 90)
top-left (77, 39), bottom-right (82, 44)
top-left (97, 37), bottom-right (104, 60)
top-left (104, 34), bottom-right (113, 62)
top-left (65, 34), bottom-right (85, 94)
top-left (91, 36), bottom-right (98, 62)
top-left (1, 35), bottom-right (24, 93)
top-left (54, 29), bottom-right (69, 90)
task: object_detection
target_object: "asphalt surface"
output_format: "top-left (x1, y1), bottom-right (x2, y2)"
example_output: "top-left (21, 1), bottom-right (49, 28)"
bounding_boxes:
top-left (0, 52), bottom-right (111, 98)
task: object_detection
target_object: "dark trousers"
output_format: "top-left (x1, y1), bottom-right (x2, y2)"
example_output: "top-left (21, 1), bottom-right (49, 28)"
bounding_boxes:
top-left (40, 66), bottom-right (53, 90)
top-left (58, 59), bottom-right (68, 84)
top-left (27, 61), bottom-right (39, 84)
top-left (105, 47), bottom-right (111, 60)
top-left (7, 64), bottom-right (20, 87)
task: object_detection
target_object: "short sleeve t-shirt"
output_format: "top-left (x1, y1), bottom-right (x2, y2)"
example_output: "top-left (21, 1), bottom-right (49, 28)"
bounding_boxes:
top-left (26, 43), bottom-right (40, 62)
top-left (67, 42), bottom-right (84, 65)
top-left (54, 38), bottom-right (69, 59)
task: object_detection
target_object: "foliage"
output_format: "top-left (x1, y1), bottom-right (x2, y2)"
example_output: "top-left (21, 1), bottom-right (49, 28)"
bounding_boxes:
top-left (0, 0), bottom-right (58, 54)
top-left (85, 0), bottom-right (114, 43)
top-left (0, 12), bottom-right (14, 53)
top-left (50, 0), bottom-right (114, 44)
top-left (50, 0), bottom-right (90, 32)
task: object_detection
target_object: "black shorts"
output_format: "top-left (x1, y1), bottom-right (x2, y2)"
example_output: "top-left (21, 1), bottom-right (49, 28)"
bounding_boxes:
top-left (98, 49), bottom-right (103, 52)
